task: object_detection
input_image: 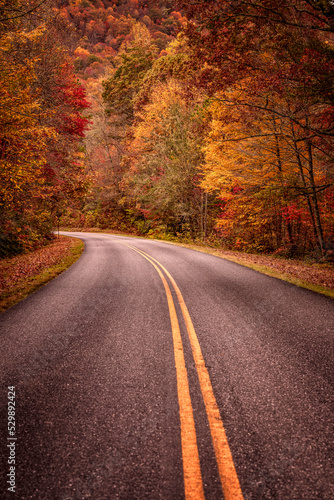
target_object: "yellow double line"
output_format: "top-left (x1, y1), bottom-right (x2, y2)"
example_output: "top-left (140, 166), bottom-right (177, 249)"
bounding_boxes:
top-left (123, 243), bottom-right (243, 500)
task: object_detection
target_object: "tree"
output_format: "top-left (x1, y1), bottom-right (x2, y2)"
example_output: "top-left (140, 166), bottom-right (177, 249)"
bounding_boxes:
top-left (102, 22), bottom-right (158, 122)
top-left (125, 79), bottom-right (206, 237)
top-left (0, 0), bottom-right (91, 256)
top-left (176, 0), bottom-right (334, 256)
top-left (201, 79), bottom-right (334, 255)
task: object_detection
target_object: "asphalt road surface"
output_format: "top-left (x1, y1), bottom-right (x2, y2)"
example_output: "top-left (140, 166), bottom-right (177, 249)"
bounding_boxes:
top-left (0, 231), bottom-right (333, 499)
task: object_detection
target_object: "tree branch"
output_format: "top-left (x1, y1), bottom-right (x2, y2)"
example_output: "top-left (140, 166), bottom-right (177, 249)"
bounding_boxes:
top-left (0, 0), bottom-right (48, 23)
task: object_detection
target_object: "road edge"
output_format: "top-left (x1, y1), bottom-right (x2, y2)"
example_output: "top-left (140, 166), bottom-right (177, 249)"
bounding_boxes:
top-left (158, 240), bottom-right (334, 299)
top-left (59, 229), bottom-right (334, 299)
top-left (0, 236), bottom-right (84, 313)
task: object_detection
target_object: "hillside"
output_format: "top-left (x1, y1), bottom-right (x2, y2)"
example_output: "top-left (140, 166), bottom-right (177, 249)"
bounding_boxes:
top-left (58, 0), bottom-right (185, 79)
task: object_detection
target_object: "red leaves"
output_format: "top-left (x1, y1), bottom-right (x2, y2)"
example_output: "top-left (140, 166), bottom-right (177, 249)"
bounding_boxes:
top-left (281, 204), bottom-right (309, 224)
top-left (56, 81), bottom-right (90, 111)
top-left (52, 68), bottom-right (91, 139)
top-left (232, 184), bottom-right (243, 194)
top-left (57, 113), bottom-right (90, 138)
top-left (42, 165), bottom-right (56, 180)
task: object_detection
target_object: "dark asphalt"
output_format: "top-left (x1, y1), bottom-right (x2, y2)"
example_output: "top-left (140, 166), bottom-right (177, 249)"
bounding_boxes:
top-left (0, 231), bottom-right (333, 499)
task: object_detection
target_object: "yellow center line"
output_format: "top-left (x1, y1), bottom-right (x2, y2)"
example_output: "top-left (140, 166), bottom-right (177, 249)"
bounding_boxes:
top-left (122, 244), bottom-right (204, 500)
top-left (125, 243), bottom-right (244, 500)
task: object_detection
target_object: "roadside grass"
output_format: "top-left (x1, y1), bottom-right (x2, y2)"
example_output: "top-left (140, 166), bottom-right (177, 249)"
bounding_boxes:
top-left (217, 256), bottom-right (334, 298)
top-left (0, 236), bottom-right (84, 313)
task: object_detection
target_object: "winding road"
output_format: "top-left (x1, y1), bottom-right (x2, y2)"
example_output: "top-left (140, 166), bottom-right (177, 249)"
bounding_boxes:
top-left (1, 231), bottom-right (333, 499)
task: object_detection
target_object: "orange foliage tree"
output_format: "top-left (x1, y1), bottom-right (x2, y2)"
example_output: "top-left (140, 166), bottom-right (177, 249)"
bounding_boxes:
top-left (0, 0), bottom-right (90, 256)
top-left (178, 0), bottom-right (334, 257)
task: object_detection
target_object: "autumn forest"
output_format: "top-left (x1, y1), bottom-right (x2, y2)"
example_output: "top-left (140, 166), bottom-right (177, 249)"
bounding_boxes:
top-left (1, 0), bottom-right (334, 260)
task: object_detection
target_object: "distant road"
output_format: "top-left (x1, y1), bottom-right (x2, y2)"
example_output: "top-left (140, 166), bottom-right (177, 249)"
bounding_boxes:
top-left (1, 231), bottom-right (333, 499)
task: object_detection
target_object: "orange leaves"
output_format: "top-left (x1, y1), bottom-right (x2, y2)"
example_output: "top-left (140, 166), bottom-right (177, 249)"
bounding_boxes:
top-left (0, 236), bottom-right (80, 302)
top-left (0, 44), bottom-right (46, 212)
top-left (200, 80), bottom-right (334, 255)
top-left (0, 0), bottom-right (92, 257)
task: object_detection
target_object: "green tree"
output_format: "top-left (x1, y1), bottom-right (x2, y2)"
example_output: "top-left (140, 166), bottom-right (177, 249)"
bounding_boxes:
top-left (102, 23), bottom-right (158, 123)
top-left (126, 79), bottom-right (206, 237)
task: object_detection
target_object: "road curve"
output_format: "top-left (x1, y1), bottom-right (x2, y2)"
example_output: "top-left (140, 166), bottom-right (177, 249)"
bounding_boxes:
top-left (0, 231), bottom-right (333, 499)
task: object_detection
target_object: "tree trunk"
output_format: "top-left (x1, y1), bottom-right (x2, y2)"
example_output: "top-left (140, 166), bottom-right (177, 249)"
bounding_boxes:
top-left (306, 140), bottom-right (325, 256)
top-left (290, 123), bottom-right (319, 248)
top-left (201, 190), bottom-right (208, 242)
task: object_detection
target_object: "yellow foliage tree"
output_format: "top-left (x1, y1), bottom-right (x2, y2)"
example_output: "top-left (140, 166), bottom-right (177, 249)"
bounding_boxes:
top-left (202, 83), bottom-right (333, 255)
